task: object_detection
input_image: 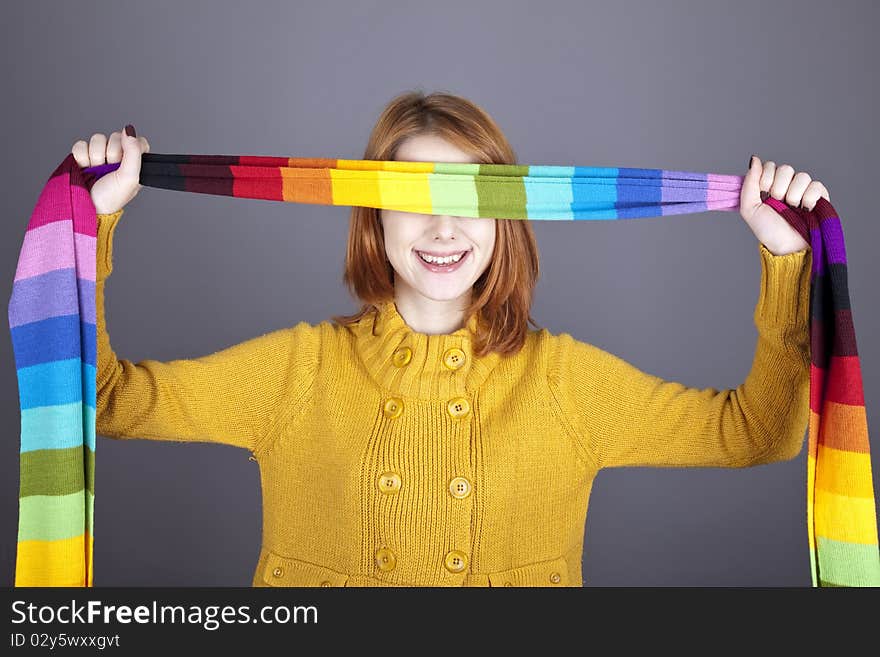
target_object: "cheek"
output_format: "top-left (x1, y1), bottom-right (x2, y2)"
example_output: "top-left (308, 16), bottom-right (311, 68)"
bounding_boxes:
top-left (476, 220), bottom-right (497, 253)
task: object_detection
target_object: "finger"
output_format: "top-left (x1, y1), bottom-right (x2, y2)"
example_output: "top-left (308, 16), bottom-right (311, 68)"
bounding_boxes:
top-left (71, 140), bottom-right (90, 168)
top-left (118, 125), bottom-right (143, 183)
top-left (770, 163), bottom-right (795, 201)
top-left (138, 136), bottom-right (150, 153)
top-left (88, 133), bottom-right (108, 167)
top-left (106, 131), bottom-right (123, 164)
top-left (815, 180), bottom-right (830, 202)
top-left (786, 171), bottom-right (812, 209)
top-left (740, 154), bottom-right (764, 213)
top-left (801, 180), bottom-right (826, 211)
top-left (758, 160), bottom-right (776, 196)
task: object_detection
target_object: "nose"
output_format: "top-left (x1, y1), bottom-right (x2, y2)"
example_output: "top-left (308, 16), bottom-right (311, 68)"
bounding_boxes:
top-left (431, 214), bottom-right (459, 241)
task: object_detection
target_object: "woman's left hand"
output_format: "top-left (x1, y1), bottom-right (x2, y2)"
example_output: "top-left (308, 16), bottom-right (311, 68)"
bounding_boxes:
top-left (739, 154), bottom-right (829, 256)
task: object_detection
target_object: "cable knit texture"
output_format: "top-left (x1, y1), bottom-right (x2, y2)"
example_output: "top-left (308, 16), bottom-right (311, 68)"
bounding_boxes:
top-left (95, 208), bottom-right (813, 587)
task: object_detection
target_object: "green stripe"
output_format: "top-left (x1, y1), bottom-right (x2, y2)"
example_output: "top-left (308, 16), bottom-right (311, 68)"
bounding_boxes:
top-left (17, 491), bottom-right (94, 541)
top-left (428, 171), bottom-right (479, 218)
top-left (18, 446), bottom-right (94, 497)
top-left (817, 536), bottom-right (880, 586)
top-left (478, 163), bottom-right (530, 177)
top-left (476, 164), bottom-right (528, 219)
top-left (87, 487), bottom-right (94, 536)
top-left (433, 162), bottom-right (480, 176)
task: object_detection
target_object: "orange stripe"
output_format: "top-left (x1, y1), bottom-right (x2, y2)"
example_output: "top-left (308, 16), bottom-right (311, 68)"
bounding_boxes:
top-left (285, 157), bottom-right (339, 170)
top-left (280, 166), bottom-right (333, 205)
top-left (810, 399), bottom-right (871, 453)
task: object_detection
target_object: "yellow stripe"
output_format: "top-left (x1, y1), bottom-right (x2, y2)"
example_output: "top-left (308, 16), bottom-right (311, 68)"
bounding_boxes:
top-left (15, 534), bottom-right (88, 586)
top-left (335, 158), bottom-right (383, 171)
top-left (381, 161), bottom-right (435, 173)
top-left (329, 168), bottom-right (381, 209)
top-left (807, 453), bottom-right (816, 547)
top-left (814, 488), bottom-right (880, 545)
top-left (814, 443), bottom-right (876, 498)
top-left (377, 170), bottom-right (433, 215)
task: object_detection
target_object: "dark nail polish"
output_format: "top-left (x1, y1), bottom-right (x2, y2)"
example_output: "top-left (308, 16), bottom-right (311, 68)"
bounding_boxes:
top-left (125, 124), bottom-right (136, 138)
top-left (749, 154), bottom-right (756, 169)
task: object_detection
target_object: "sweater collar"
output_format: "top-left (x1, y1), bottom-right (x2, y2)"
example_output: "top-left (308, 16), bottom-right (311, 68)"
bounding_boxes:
top-left (352, 299), bottom-right (503, 400)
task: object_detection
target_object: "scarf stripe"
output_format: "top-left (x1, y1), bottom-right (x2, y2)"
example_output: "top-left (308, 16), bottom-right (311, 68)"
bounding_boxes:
top-left (86, 153), bottom-right (744, 220)
top-left (761, 194), bottom-right (880, 587)
top-left (11, 158), bottom-right (96, 586)
top-left (10, 152), bottom-right (879, 587)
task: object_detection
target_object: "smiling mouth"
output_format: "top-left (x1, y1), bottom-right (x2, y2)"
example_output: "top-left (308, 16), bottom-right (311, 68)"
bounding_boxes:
top-left (415, 249), bottom-right (470, 265)
top-left (413, 248), bottom-right (471, 272)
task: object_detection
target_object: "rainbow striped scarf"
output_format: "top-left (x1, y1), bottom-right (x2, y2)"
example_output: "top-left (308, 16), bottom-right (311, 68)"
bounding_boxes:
top-left (11, 152), bottom-right (880, 587)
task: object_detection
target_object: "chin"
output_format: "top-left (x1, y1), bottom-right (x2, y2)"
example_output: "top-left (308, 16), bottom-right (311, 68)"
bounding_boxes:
top-left (418, 287), bottom-right (470, 302)
top-left (413, 280), bottom-right (473, 302)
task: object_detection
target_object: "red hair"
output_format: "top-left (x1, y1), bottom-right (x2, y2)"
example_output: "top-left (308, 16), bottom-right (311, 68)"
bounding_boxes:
top-left (331, 90), bottom-right (542, 358)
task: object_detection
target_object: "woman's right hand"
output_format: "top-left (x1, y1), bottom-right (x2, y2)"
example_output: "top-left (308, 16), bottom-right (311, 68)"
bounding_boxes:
top-left (71, 125), bottom-right (150, 215)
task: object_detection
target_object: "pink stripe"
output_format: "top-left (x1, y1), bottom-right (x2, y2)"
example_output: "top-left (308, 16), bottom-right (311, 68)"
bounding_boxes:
top-left (705, 192), bottom-right (740, 211)
top-left (71, 184), bottom-right (98, 238)
top-left (25, 171), bottom-right (97, 237)
top-left (27, 174), bottom-right (71, 231)
top-left (706, 173), bottom-right (744, 189)
top-left (74, 231), bottom-right (97, 282)
top-left (13, 220), bottom-right (95, 282)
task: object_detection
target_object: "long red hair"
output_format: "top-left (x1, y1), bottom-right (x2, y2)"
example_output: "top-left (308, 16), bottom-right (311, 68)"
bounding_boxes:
top-left (331, 90), bottom-right (542, 358)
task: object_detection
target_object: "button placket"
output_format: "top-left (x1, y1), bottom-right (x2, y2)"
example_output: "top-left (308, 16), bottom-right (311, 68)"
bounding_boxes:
top-left (392, 346), bottom-right (412, 367)
top-left (446, 396), bottom-right (470, 419)
top-left (444, 549), bottom-right (469, 573)
top-left (383, 397), bottom-right (404, 419)
top-left (378, 471), bottom-right (402, 494)
top-left (442, 346), bottom-right (466, 371)
top-left (375, 547), bottom-right (396, 572)
top-left (448, 476), bottom-right (472, 499)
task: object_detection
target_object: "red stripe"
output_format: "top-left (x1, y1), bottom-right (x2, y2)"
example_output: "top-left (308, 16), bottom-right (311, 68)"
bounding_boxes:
top-left (809, 363), bottom-right (826, 415)
top-left (239, 156), bottom-right (292, 167)
top-left (825, 354), bottom-right (865, 405)
top-left (230, 164), bottom-right (284, 202)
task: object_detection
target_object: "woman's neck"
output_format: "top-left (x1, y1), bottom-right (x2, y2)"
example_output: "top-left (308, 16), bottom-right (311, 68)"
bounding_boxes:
top-left (392, 288), bottom-right (472, 336)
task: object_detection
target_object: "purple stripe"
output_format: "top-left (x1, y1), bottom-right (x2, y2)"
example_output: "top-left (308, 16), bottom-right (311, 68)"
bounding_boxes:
top-left (818, 214), bottom-right (846, 265)
top-left (8, 268), bottom-right (93, 328)
top-left (810, 227), bottom-right (825, 277)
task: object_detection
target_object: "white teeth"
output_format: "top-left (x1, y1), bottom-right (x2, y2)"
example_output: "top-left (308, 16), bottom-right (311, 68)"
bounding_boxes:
top-left (418, 251), bottom-right (464, 265)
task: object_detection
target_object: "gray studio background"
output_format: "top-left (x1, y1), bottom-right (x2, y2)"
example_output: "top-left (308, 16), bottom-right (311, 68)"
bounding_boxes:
top-left (2, 0), bottom-right (877, 587)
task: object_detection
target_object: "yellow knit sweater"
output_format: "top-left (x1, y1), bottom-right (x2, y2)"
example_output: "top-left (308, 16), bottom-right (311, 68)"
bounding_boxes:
top-left (95, 208), bottom-right (813, 587)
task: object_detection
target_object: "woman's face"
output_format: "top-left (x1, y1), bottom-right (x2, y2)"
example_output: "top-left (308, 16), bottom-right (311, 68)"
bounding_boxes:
top-left (380, 133), bottom-right (496, 303)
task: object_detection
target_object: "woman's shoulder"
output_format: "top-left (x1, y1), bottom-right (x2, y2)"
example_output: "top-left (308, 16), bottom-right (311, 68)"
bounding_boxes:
top-left (529, 325), bottom-right (616, 377)
top-left (279, 313), bottom-right (368, 352)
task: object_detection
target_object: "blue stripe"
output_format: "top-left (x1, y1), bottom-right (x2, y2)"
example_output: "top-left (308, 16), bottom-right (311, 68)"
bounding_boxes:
top-left (614, 167), bottom-right (663, 220)
top-left (16, 358), bottom-right (85, 408)
top-left (20, 400), bottom-right (95, 452)
top-left (10, 314), bottom-right (96, 369)
top-left (524, 167), bottom-right (574, 220)
top-left (571, 166), bottom-right (619, 220)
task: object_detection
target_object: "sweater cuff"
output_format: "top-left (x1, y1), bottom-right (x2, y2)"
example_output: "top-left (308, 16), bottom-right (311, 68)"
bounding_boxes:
top-left (754, 241), bottom-right (812, 332)
top-left (96, 209), bottom-right (124, 281)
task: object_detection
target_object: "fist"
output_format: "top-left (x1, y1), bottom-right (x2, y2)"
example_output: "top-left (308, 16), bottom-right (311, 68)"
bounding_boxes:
top-left (739, 155), bottom-right (829, 256)
top-left (71, 126), bottom-right (150, 215)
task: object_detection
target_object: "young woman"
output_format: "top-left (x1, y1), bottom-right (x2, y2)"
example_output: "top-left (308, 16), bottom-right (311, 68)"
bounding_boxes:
top-left (76, 90), bottom-right (822, 587)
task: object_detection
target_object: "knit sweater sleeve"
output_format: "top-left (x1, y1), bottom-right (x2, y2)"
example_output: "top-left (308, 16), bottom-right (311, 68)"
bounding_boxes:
top-left (547, 242), bottom-right (813, 470)
top-left (94, 209), bottom-right (319, 455)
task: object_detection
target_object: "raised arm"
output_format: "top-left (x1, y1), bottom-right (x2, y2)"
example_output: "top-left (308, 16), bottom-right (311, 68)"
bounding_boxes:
top-left (95, 209), bottom-right (319, 454)
top-left (547, 242), bottom-right (813, 470)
